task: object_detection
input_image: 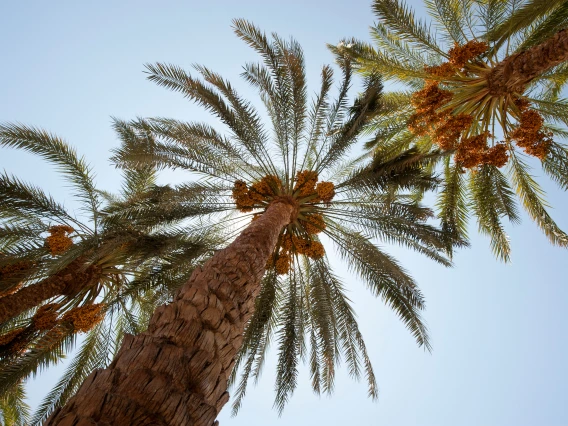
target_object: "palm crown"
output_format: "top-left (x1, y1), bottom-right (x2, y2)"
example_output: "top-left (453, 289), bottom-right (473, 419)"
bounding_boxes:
top-left (0, 124), bottom-right (216, 424)
top-left (109, 19), bottom-right (458, 413)
top-left (337, 0), bottom-right (568, 261)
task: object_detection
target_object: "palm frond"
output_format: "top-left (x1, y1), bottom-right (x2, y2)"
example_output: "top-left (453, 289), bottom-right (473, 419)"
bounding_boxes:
top-left (302, 66), bottom-right (334, 172)
top-left (0, 381), bottom-right (30, 426)
top-left (372, 0), bottom-right (445, 55)
top-left (508, 150), bottom-right (568, 246)
top-left (315, 72), bottom-right (384, 174)
top-left (527, 97), bottom-right (568, 127)
top-left (110, 118), bottom-right (250, 182)
top-left (192, 65), bottom-right (279, 177)
top-left (488, 0), bottom-right (567, 44)
top-left (230, 271), bottom-right (281, 415)
top-left (340, 147), bottom-right (445, 193)
top-left (0, 123), bottom-right (100, 220)
top-left (0, 326), bottom-right (75, 397)
top-left (517, 2), bottom-right (568, 50)
top-left (273, 274), bottom-right (300, 414)
top-left (325, 223), bottom-right (431, 350)
top-left (436, 161), bottom-right (470, 252)
top-left (332, 40), bottom-right (430, 83)
top-left (369, 21), bottom-right (431, 66)
top-left (425, 0), bottom-right (470, 45)
top-left (144, 62), bottom-right (278, 178)
top-left (30, 320), bottom-right (111, 425)
top-left (479, 0), bottom-right (510, 37)
top-left (311, 260), bottom-right (378, 398)
top-left (0, 172), bottom-right (84, 231)
top-left (469, 165), bottom-right (518, 262)
top-left (0, 223), bottom-right (46, 252)
top-left (326, 200), bottom-right (453, 266)
top-left (543, 141), bottom-right (568, 189)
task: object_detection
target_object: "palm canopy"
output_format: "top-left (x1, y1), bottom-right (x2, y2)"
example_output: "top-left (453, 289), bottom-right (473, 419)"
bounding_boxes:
top-left (336, 0), bottom-right (568, 261)
top-left (112, 19), bottom-right (458, 413)
top-left (0, 124), bottom-right (217, 424)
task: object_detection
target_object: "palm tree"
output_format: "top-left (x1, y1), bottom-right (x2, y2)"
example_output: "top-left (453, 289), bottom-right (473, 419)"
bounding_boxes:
top-left (336, 0), bottom-right (568, 261)
top-left (0, 124), bottom-right (217, 424)
top-left (40, 20), bottom-right (458, 426)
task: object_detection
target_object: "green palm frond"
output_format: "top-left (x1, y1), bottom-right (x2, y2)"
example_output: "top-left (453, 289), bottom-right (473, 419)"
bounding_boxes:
top-left (0, 325), bottom-right (76, 397)
top-left (372, 0), bottom-right (445, 55)
top-left (425, 0), bottom-right (470, 45)
top-left (0, 172), bottom-right (83, 231)
top-left (0, 223), bottom-right (46, 252)
top-left (488, 0), bottom-right (567, 44)
top-left (517, 1), bottom-right (568, 50)
top-left (326, 223), bottom-right (431, 350)
top-left (110, 118), bottom-right (247, 182)
top-left (229, 271), bottom-right (281, 415)
top-left (30, 320), bottom-right (111, 425)
top-left (0, 124), bottom-right (100, 220)
top-left (508, 151), bottom-right (568, 245)
top-left (331, 40), bottom-right (430, 83)
top-left (232, 257), bottom-right (380, 415)
top-left (144, 63), bottom-right (279, 178)
top-left (478, 0), bottom-right (509, 36)
top-left (327, 201), bottom-right (454, 265)
top-left (315, 72), bottom-right (384, 173)
top-left (543, 141), bottom-right (568, 189)
top-left (469, 165), bottom-right (519, 261)
top-left (528, 97), bottom-right (568, 127)
top-left (311, 261), bottom-right (377, 399)
top-left (369, 22), bottom-right (430, 67)
top-left (102, 184), bottom-right (232, 229)
top-left (0, 381), bottom-right (30, 426)
top-left (437, 161), bottom-right (470, 250)
top-left (303, 66), bottom-right (335, 169)
top-left (536, 63), bottom-right (568, 100)
top-left (341, 147), bottom-right (445, 193)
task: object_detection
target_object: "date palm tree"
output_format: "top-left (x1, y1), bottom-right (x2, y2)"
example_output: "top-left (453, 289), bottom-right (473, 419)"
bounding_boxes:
top-left (43, 20), bottom-right (457, 426)
top-left (0, 125), bottom-right (217, 424)
top-left (336, 0), bottom-right (568, 261)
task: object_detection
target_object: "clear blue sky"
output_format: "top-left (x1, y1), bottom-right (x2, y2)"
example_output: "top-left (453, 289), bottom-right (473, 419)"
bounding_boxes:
top-left (1, 1), bottom-right (567, 425)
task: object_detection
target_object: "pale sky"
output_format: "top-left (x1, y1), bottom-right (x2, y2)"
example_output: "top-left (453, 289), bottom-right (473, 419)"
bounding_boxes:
top-left (1, 1), bottom-right (567, 425)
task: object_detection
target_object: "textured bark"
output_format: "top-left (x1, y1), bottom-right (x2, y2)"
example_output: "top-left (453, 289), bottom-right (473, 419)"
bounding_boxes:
top-left (487, 29), bottom-right (568, 95)
top-left (45, 199), bottom-right (295, 426)
top-left (0, 259), bottom-right (99, 325)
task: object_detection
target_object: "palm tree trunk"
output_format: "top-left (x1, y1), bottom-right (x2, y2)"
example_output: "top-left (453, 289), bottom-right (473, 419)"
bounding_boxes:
top-left (487, 29), bottom-right (568, 95)
top-left (45, 199), bottom-right (296, 426)
top-left (0, 259), bottom-right (98, 324)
